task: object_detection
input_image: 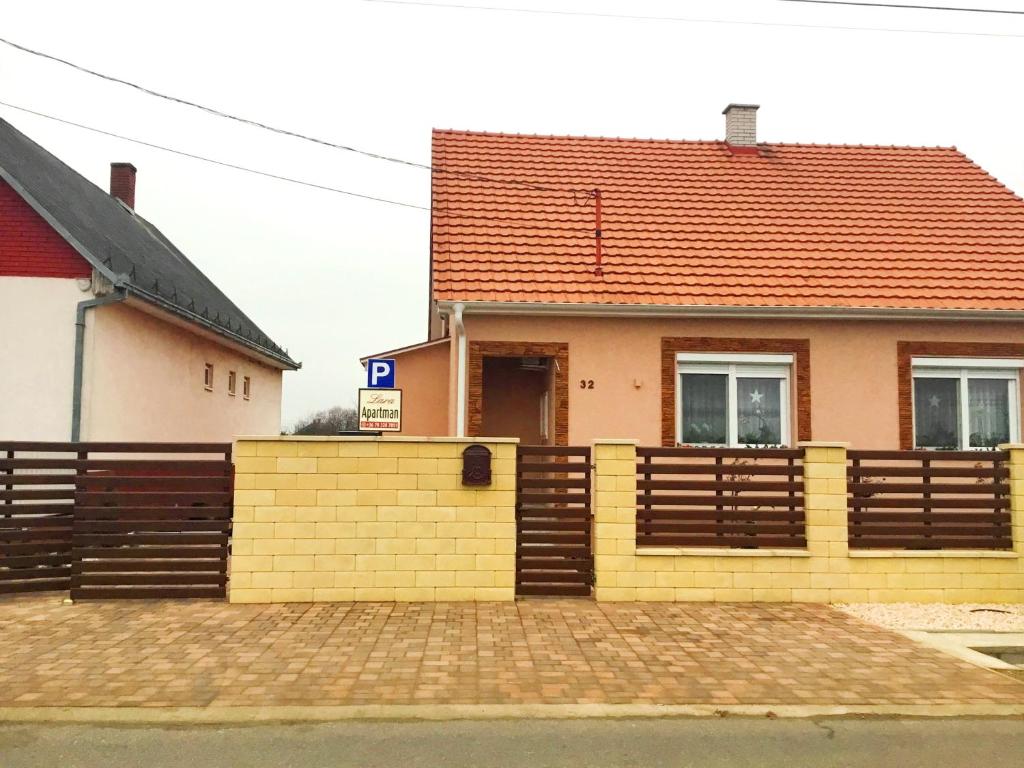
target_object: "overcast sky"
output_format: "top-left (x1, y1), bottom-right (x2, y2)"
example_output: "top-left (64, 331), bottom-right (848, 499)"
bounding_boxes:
top-left (4, 0), bottom-right (1024, 429)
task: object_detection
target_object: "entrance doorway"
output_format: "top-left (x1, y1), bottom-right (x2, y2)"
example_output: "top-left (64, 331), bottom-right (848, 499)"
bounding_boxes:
top-left (467, 341), bottom-right (569, 445)
top-left (480, 356), bottom-right (552, 443)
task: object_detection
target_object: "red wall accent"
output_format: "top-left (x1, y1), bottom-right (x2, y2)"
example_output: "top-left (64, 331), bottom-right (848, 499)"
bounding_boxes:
top-left (0, 180), bottom-right (91, 278)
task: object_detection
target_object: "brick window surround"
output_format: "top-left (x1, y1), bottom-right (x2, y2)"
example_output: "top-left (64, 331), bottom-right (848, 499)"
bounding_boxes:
top-left (897, 340), bottom-right (1024, 449)
top-left (467, 341), bottom-right (569, 446)
top-left (661, 337), bottom-right (812, 447)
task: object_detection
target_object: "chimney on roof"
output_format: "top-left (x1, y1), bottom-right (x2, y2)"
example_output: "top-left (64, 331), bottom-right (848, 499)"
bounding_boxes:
top-left (723, 103), bottom-right (759, 147)
top-left (109, 162), bottom-right (137, 209)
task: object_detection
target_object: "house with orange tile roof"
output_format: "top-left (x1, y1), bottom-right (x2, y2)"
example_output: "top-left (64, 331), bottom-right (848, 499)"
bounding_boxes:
top-left (365, 104), bottom-right (1024, 451)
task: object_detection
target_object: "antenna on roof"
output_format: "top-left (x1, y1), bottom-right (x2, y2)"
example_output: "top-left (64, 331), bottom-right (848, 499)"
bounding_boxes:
top-left (590, 188), bottom-right (603, 277)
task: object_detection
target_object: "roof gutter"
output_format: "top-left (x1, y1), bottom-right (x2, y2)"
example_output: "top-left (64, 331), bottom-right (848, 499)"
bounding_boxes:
top-left (436, 300), bottom-right (1024, 322)
top-left (123, 285), bottom-right (300, 370)
top-left (0, 162), bottom-right (298, 370)
top-left (71, 290), bottom-right (126, 441)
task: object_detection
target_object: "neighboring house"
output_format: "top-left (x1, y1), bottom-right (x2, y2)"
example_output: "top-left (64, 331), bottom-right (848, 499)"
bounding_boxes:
top-left (0, 118), bottom-right (299, 442)
top-left (366, 103), bottom-right (1024, 450)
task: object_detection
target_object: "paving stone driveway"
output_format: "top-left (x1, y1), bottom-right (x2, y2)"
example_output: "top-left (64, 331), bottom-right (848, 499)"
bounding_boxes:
top-left (0, 596), bottom-right (1022, 708)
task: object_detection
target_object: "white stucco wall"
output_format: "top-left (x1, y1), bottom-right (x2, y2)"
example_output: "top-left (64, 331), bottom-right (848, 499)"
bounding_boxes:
top-left (0, 276), bottom-right (86, 440)
top-left (80, 301), bottom-right (284, 442)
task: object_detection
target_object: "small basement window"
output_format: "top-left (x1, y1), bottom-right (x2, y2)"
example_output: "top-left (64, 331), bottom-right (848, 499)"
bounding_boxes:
top-left (204, 363), bottom-right (214, 391)
top-left (243, 376), bottom-right (251, 400)
top-left (912, 357), bottom-right (1022, 449)
top-left (676, 353), bottom-right (793, 447)
top-left (228, 370), bottom-right (237, 396)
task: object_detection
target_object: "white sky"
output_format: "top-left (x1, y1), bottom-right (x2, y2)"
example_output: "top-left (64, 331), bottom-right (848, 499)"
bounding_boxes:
top-left (3, 0), bottom-right (1024, 429)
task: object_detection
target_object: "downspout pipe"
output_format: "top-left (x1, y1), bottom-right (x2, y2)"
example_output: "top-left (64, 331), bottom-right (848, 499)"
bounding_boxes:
top-left (71, 291), bottom-right (125, 441)
top-left (452, 302), bottom-right (467, 437)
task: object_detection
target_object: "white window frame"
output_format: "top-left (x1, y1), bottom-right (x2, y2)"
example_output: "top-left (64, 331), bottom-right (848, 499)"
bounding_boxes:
top-left (910, 357), bottom-right (1022, 450)
top-left (675, 353), bottom-right (793, 447)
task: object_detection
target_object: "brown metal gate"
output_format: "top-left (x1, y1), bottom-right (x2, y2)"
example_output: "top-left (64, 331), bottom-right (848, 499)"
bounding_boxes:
top-left (515, 445), bottom-right (593, 597)
top-left (1, 442), bottom-right (233, 599)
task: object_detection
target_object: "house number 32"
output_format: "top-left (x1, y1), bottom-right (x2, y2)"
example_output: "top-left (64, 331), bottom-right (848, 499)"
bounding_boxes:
top-left (579, 379), bottom-right (594, 389)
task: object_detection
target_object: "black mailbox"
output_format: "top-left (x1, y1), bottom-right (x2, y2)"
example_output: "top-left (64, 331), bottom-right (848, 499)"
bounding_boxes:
top-left (461, 445), bottom-right (492, 486)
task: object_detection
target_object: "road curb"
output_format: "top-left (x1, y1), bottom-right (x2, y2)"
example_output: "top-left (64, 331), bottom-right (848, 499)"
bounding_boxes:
top-left (1, 703), bottom-right (1023, 724)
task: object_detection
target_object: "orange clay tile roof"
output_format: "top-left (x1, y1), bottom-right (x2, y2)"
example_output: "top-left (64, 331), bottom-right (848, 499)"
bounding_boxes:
top-left (430, 129), bottom-right (1024, 311)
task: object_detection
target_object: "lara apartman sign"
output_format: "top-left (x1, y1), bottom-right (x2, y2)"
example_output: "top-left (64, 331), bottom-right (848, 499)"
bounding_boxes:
top-left (358, 388), bottom-right (402, 432)
top-left (358, 358), bottom-right (402, 431)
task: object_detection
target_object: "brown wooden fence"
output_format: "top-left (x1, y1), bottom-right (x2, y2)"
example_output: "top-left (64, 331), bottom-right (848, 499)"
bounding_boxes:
top-left (636, 447), bottom-right (806, 549)
top-left (0, 442), bottom-right (233, 599)
top-left (0, 443), bottom-right (76, 594)
top-left (515, 445), bottom-right (593, 597)
top-left (847, 449), bottom-right (1012, 550)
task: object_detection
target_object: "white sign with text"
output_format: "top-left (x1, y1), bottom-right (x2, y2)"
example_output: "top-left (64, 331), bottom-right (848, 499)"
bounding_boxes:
top-left (358, 388), bottom-right (402, 432)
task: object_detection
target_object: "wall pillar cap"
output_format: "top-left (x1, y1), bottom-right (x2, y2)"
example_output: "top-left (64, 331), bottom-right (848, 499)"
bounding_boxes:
top-left (997, 443), bottom-right (1024, 450)
top-left (592, 439), bottom-right (639, 446)
top-left (796, 441), bottom-right (850, 449)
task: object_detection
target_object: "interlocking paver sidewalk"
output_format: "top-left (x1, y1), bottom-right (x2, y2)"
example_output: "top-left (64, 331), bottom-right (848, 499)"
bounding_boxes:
top-left (0, 596), bottom-right (1021, 708)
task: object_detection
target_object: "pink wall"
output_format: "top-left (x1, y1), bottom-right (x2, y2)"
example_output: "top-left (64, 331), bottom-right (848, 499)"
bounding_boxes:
top-left (457, 313), bottom-right (1024, 449)
top-left (390, 341), bottom-right (450, 436)
top-left (0, 276), bottom-right (86, 440)
top-left (81, 301), bottom-right (284, 441)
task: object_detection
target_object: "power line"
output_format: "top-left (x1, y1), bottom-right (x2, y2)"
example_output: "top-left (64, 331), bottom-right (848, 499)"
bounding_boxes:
top-left (780, 0), bottom-right (1024, 15)
top-left (0, 35), bottom-right (565, 194)
top-left (0, 100), bottom-right (429, 211)
top-left (363, 0), bottom-right (1024, 37)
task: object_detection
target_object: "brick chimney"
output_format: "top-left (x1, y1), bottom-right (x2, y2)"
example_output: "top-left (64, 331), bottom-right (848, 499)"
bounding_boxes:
top-left (723, 104), bottom-right (759, 147)
top-left (109, 162), bottom-right (137, 209)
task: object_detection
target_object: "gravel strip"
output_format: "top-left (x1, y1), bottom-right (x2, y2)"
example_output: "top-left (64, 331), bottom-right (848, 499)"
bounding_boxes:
top-left (836, 603), bottom-right (1024, 632)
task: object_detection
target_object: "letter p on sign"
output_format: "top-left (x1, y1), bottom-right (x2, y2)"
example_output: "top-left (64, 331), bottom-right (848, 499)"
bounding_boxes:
top-left (367, 358), bottom-right (395, 389)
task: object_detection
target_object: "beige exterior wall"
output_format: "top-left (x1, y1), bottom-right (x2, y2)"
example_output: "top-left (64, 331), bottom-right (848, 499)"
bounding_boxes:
top-left (81, 301), bottom-right (284, 441)
top-left (458, 314), bottom-right (1024, 448)
top-left (389, 341), bottom-right (450, 436)
top-left (0, 276), bottom-right (87, 440)
top-left (229, 436), bottom-right (517, 603)
top-left (593, 440), bottom-right (1024, 604)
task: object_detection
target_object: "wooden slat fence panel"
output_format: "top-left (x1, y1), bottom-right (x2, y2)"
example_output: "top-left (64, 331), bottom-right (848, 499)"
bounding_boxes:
top-left (636, 447), bottom-right (806, 549)
top-left (0, 444), bottom-right (76, 594)
top-left (515, 445), bottom-right (593, 597)
top-left (847, 449), bottom-right (1011, 550)
top-left (0, 441), bottom-right (232, 599)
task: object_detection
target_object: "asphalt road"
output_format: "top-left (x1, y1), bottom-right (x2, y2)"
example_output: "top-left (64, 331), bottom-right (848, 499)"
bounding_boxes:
top-left (1, 717), bottom-right (1022, 767)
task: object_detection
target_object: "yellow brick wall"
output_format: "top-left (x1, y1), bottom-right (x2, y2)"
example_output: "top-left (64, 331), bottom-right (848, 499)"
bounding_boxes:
top-left (229, 437), bottom-right (517, 603)
top-left (594, 440), bottom-right (1024, 603)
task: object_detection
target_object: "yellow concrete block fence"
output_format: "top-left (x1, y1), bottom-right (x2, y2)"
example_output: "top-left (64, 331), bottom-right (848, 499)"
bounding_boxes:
top-left (229, 437), bottom-right (517, 603)
top-left (593, 440), bottom-right (1024, 604)
top-left (229, 437), bottom-right (1024, 604)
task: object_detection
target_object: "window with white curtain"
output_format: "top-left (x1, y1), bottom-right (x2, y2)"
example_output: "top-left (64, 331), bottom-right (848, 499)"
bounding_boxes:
top-left (676, 353), bottom-right (792, 447)
top-left (911, 358), bottom-right (1022, 449)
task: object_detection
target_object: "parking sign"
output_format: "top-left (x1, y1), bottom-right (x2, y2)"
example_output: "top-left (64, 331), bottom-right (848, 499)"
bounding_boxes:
top-left (367, 358), bottom-right (395, 388)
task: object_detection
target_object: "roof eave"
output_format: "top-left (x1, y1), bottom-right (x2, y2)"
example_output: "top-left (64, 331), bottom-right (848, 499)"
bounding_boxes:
top-left (124, 287), bottom-right (300, 370)
top-left (358, 336), bottom-right (451, 365)
top-left (435, 299), bottom-right (1024, 322)
top-left (0, 160), bottom-right (298, 369)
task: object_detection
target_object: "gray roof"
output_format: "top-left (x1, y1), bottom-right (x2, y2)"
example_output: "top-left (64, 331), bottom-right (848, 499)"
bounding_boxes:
top-left (0, 117), bottom-right (298, 369)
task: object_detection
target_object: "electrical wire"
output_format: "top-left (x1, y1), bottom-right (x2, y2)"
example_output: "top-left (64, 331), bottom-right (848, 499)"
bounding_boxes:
top-left (780, 0), bottom-right (1024, 15)
top-left (363, 0), bottom-right (1024, 37)
top-left (0, 100), bottom-right (430, 211)
top-left (0, 35), bottom-right (566, 194)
